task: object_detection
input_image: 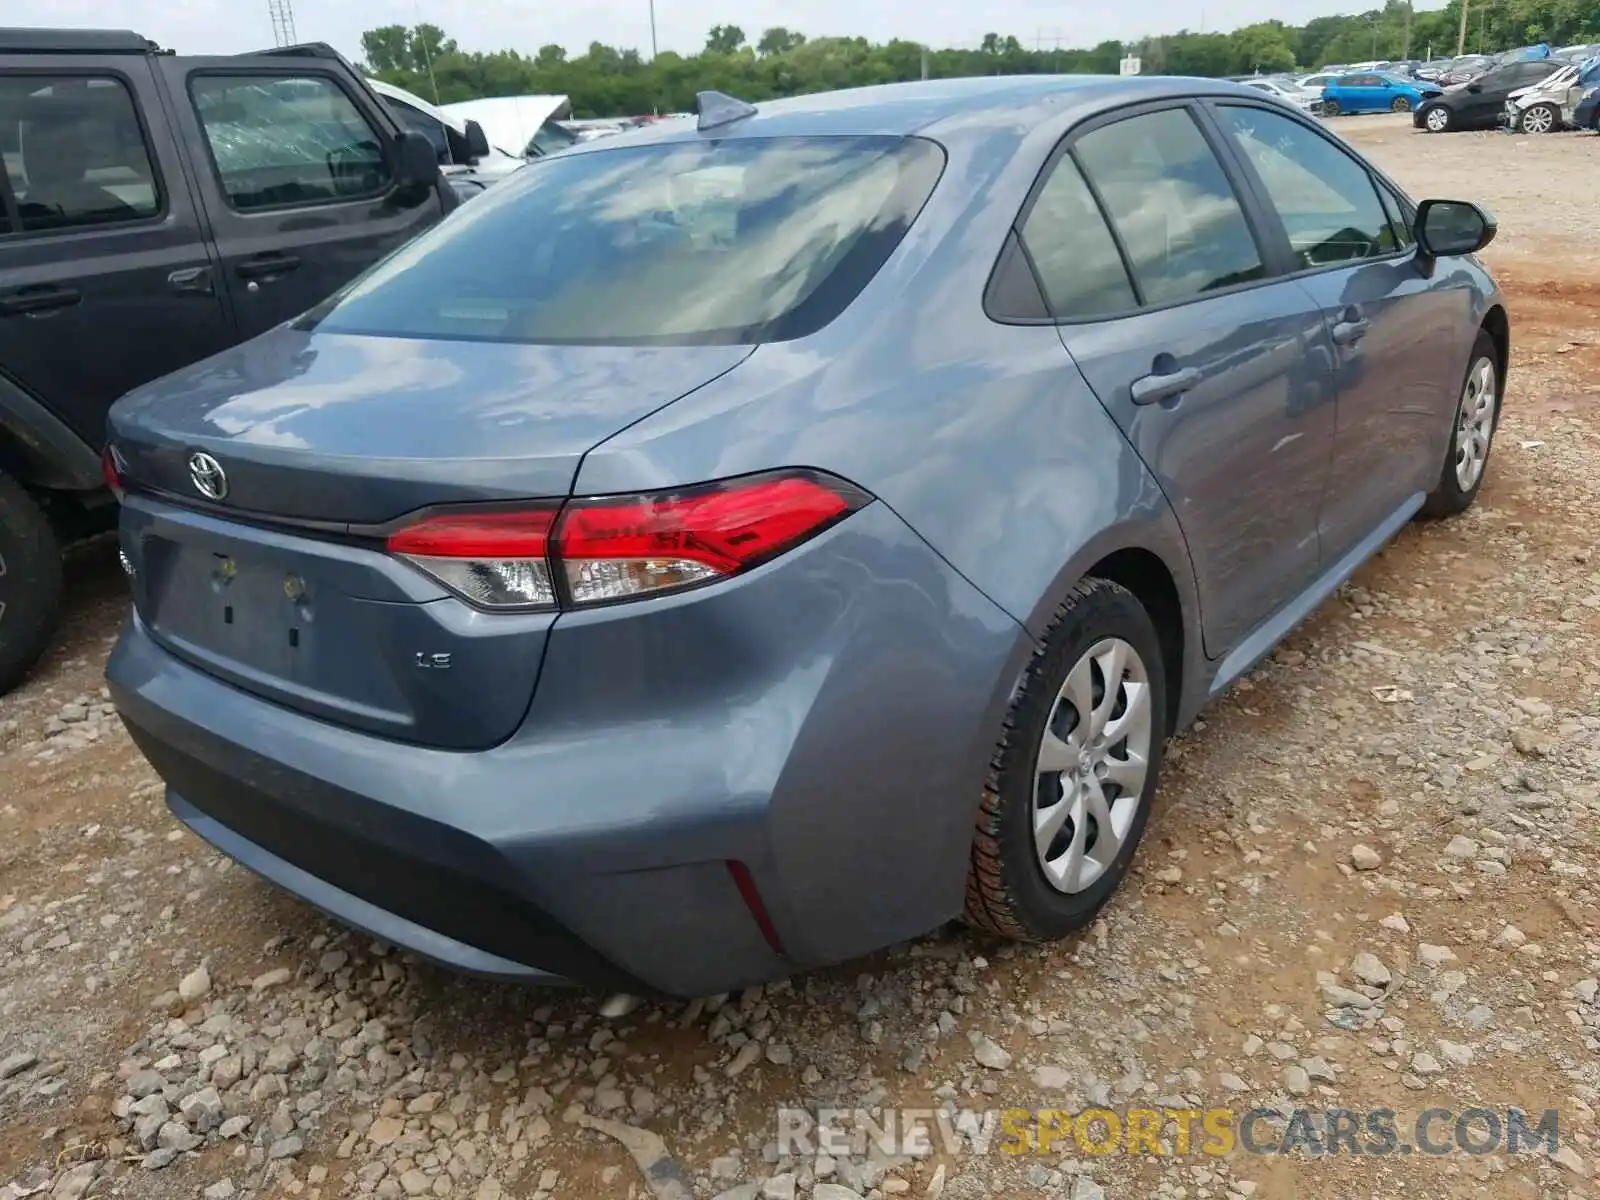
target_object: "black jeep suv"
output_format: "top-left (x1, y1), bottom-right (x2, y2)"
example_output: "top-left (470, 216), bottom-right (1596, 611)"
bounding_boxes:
top-left (0, 28), bottom-right (456, 693)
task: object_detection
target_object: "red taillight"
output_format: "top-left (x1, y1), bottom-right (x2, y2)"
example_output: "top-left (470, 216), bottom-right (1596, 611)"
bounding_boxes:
top-left (386, 507), bottom-right (560, 610)
top-left (101, 445), bottom-right (124, 500)
top-left (384, 471), bottom-right (867, 611)
top-left (556, 473), bottom-right (860, 606)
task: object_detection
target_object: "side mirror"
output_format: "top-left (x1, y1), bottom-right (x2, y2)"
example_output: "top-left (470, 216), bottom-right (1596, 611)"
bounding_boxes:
top-left (1415, 198), bottom-right (1497, 257)
top-left (463, 119), bottom-right (491, 161)
top-left (1467, 82), bottom-right (1482, 92)
top-left (392, 129), bottom-right (439, 192)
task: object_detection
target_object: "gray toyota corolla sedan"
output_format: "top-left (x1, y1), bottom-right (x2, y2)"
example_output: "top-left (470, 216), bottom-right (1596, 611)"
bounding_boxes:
top-left (104, 75), bottom-right (1507, 998)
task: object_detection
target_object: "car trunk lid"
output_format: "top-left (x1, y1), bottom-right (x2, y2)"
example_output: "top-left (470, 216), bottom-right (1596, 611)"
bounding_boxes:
top-left (109, 326), bottom-right (753, 524)
top-left (109, 328), bottom-right (752, 749)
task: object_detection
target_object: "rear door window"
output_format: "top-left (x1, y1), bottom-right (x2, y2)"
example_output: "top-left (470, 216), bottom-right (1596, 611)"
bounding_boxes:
top-left (1016, 155), bottom-right (1135, 319)
top-left (1073, 107), bottom-right (1265, 306)
top-left (189, 73), bottom-right (391, 210)
top-left (0, 73), bottom-right (161, 233)
top-left (305, 134), bottom-right (945, 345)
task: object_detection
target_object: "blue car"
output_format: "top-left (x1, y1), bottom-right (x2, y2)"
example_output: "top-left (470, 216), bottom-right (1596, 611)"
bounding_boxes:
top-left (106, 75), bottom-right (1506, 999)
top-left (1322, 71), bottom-right (1439, 114)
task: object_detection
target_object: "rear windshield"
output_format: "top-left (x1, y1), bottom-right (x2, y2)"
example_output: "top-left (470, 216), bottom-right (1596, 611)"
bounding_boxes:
top-left (302, 134), bottom-right (945, 346)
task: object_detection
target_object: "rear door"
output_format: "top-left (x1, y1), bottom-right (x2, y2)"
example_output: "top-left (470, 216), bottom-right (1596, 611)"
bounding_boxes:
top-left (1211, 100), bottom-right (1461, 562)
top-left (0, 55), bottom-right (233, 447)
top-left (1027, 102), bottom-right (1338, 656)
top-left (155, 55), bottom-right (442, 340)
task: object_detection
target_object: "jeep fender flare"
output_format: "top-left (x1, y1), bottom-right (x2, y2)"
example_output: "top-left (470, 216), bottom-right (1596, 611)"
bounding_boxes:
top-left (0, 374), bottom-right (103, 492)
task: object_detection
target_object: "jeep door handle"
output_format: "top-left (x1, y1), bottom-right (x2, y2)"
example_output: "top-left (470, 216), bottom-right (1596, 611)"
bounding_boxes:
top-left (0, 285), bottom-right (81, 316)
top-left (168, 266), bottom-right (214, 295)
top-left (1130, 366), bottom-right (1201, 405)
top-left (236, 253), bottom-right (301, 281)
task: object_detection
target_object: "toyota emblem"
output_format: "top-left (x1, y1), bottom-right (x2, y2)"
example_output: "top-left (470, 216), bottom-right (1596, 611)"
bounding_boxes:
top-left (188, 451), bottom-right (228, 501)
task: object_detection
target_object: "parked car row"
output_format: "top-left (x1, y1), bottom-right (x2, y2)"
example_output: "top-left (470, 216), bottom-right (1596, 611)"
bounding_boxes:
top-left (1300, 50), bottom-right (1600, 135)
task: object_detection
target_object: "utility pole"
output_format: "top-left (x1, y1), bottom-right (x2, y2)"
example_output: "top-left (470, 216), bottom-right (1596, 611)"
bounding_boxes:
top-left (267, 0), bottom-right (296, 47)
top-left (648, 0), bottom-right (658, 59)
top-left (1402, 0), bottom-right (1413, 60)
top-left (1457, 0), bottom-right (1469, 56)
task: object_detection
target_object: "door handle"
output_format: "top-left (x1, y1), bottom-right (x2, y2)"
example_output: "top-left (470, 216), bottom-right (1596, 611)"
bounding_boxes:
top-left (1332, 318), bottom-right (1371, 346)
top-left (0, 285), bottom-right (81, 317)
top-left (236, 253), bottom-right (301, 281)
top-left (168, 266), bottom-right (214, 296)
top-left (1130, 366), bottom-right (1201, 405)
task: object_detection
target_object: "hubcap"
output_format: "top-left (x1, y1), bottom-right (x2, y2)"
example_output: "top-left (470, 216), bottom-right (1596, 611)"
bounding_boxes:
top-left (1524, 106), bottom-right (1554, 133)
top-left (1426, 107), bottom-right (1449, 131)
top-left (1032, 638), bottom-right (1154, 894)
top-left (1455, 356), bottom-right (1497, 492)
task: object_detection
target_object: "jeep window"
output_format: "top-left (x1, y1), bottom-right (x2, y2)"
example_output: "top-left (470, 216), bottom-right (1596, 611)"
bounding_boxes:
top-left (0, 74), bottom-right (161, 233)
top-left (189, 73), bottom-right (391, 210)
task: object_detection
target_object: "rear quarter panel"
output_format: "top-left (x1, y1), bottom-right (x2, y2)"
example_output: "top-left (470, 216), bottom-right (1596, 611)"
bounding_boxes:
top-left (576, 107), bottom-right (1206, 711)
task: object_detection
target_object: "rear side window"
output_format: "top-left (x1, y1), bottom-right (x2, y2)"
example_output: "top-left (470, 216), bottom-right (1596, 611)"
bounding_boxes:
top-left (1018, 155), bottom-right (1135, 319)
top-left (190, 74), bottom-right (391, 210)
top-left (1074, 108), bottom-right (1265, 305)
top-left (1219, 106), bottom-right (1400, 267)
top-left (0, 73), bottom-right (160, 233)
top-left (304, 135), bottom-right (945, 346)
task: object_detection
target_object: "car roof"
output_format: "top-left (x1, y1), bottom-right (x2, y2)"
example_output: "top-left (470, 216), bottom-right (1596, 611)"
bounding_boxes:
top-left (0, 27), bottom-right (160, 53)
top-left (557, 75), bottom-right (1296, 151)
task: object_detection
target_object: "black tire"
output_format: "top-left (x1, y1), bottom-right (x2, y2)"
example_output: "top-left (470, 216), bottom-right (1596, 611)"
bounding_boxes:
top-left (1422, 104), bottom-right (1452, 132)
top-left (1421, 329), bottom-right (1501, 519)
top-left (964, 577), bottom-right (1169, 941)
top-left (0, 474), bottom-right (63, 696)
top-left (1323, 99), bottom-right (1341, 116)
top-left (1391, 96), bottom-right (1413, 112)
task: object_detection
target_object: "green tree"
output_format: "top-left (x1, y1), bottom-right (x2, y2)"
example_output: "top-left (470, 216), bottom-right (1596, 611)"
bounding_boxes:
top-left (1230, 21), bottom-right (1297, 73)
top-left (757, 27), bottom-right (806, 56)
top-left (360, 25), bottom-right (412, 74)
top-left (705, 25), bottom-right (747, 55)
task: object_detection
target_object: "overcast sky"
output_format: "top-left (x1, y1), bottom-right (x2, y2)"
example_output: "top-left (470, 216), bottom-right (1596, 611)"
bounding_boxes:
top-left (47, 0), bottom-right (1437, 61)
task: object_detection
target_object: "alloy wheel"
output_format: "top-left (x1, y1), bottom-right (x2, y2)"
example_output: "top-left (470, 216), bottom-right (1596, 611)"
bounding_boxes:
top-left (1454, 355), bottom-right (1498, 492)
top-left (1032, 637), bottom-right (1153, 894)
top-left (1391, 97), bottom-right (1412, 112)
top-left (1521, 104), bottom-right (1557, 134)
top-left (1425, 106), bottom-right (1450, 131)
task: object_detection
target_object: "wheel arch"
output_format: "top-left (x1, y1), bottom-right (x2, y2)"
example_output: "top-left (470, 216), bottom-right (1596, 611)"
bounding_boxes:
top-left (0, 374), bottom-right (103, 493)
top-left (1481, 303), bottom-right (1510, 379)
top-left (1083, 547), bottom-right (1186, 738)
top-left (1017, 520), bottom-right (1206, 739)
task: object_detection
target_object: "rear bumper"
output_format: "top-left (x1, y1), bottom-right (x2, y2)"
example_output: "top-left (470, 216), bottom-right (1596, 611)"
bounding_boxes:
top-left (108, 502), bottom-right (1028, 997)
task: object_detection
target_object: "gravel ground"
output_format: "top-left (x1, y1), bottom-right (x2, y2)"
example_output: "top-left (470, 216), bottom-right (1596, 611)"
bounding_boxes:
top-left (4, 114), bottom-right (1600, 1200)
